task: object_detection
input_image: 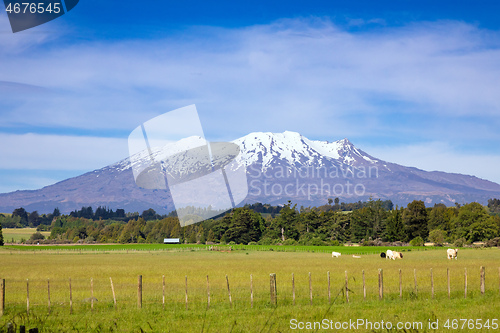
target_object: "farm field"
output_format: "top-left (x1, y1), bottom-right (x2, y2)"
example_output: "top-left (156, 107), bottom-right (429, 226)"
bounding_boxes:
top-left (4, 243), bottom-right (440, 254)
top-left (0, 246), bottom-right (499, 332)
top-left (2, 228), bottom-right (51, 243)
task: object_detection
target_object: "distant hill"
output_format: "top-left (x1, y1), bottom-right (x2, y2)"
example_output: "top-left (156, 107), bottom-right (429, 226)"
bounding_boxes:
top-left (1, 131), bottom-right (500, 214)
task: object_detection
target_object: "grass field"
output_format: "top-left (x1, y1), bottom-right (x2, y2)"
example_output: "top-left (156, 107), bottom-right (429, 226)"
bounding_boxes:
top-left (3, 243), bottom-right (440, 254)
top-left (2, 228), bottom-right (51, 243)
top-left (0, 246), bottom-right (499, 332)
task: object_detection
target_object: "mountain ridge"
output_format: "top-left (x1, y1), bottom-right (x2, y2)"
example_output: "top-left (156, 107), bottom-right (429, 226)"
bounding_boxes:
top-left (1, 131), bottom-right (499, 214)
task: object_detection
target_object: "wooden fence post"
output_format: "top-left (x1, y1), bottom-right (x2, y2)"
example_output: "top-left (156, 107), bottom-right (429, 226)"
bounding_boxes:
top-left (378, 269), bottom-right (383, 300)
top-left (309, 272), bottom-right (313, 305)
top-left (91, 278), bottom-right (94, 310)
top-left (345, 271), bottom-right (349, 303)
top-left (413, 269), bottom-right (418, 296)
top-left (292, 273), bottom-right (295, 306)
top-left (0, 279), bottom-right (5, 317)
top-left (47, 278), bottom-right (51, 313)
top-left (464, 268), bottom-right (468, 299)
top-left (206, 275), bottom-right (210, 309)
top-left (26, 279), bottom-right (30, 315)
top-left (226, 275), bottom-right (232, 308)
top-left (431, 268), bottom-right (434, 299)
top-left (185, 276), bottom-right (189, 310)
top-left (69, 278), bottom-right (73, 314)
top-left (327, 271), bottom-right (331, 304)
top-left (138, 275), bottom-right (142, 309)
top-left (250, 274), bottom-right (254, 308)
top-left (399, 269), bottom-right (402, 299)
top-left (480, 266), bottom-right (485, 295)
top-left (363, 270), bottom-right (366, 300)
top-left (110, 277), bottom-right (117, 310)
top-left (162, 275), bottom-right (166, 310)
top-left (446, 267), bottom-right (451, 299)
top-left (270, 274), bottom-right (277, 306)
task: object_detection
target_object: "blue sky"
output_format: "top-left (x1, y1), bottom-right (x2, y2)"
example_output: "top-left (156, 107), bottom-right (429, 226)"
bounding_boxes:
top-left (1, 0), bottom-right (500, 193)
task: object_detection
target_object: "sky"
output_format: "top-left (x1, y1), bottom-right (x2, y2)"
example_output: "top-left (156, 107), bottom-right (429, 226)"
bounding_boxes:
top-left (1, 0), bottom-right (500, 193)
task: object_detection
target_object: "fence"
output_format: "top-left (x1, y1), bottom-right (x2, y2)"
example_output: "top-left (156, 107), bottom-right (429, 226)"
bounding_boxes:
top-left (1, 266), bottom-right (499, 316)
top-left (1, 245), bottom-right (436, 256)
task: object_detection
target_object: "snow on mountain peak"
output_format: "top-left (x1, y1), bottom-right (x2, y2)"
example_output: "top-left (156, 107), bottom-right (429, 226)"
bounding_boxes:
top-left (232, 131), bottom-right (378, 170)
top-left (114, 131), bottom-right (379, 174)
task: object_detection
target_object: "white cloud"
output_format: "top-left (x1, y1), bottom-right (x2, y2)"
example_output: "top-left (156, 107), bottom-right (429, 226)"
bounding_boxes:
top-left (1, 19), bottom-right (500, 136)
top-left (0, 133), bottom-right (127, 170)
top-left (1, 18), bottom-right (500, 188)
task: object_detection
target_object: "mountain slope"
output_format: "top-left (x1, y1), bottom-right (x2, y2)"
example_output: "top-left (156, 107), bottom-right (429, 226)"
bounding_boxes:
top-left (1, 131), bottom-right (499, 213)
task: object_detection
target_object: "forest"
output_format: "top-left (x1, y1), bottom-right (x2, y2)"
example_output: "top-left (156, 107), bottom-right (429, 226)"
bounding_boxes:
top-left (1, 198), bottom-right (500, 247)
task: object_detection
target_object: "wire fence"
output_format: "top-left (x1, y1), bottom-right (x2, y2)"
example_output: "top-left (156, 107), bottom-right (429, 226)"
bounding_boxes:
top-left (1, 266), bottom-right (499, 316)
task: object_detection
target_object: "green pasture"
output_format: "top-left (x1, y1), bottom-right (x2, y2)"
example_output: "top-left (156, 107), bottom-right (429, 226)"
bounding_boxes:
top-left (1, 228), bottom-right (50, 243)
top-left (0, 247), bottom-right (499, 332)
top-left (3, 243), bottom-right (439, 255)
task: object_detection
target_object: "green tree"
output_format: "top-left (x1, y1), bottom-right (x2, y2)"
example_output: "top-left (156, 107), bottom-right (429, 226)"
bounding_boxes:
top-left (207, 229), bottom-right (215, 242)
top-left (349, 200), bottom-right (388, 242)
top-left (223, 208), bottom-right (264, 244)
top-left (197, 226), bottom-right (206, 244)
top-left (28, 211), bottom-right (40, 226)
top-left (30, 232), bottom-right (45, 241)
top-left (12, 207), bottom-right (29, 226)
top-left (118, 218), bottom-right (146, 243)
top-left (428, 229), bottom-right (446, 245)
top-left (52, 207), bottom-right (61, 217)
top-left (451, 202), bottom-right (496, 242)
top-left (0, 221), bottom-right (4, 246)
top-left (487, 198), bottom-right (500, 214)
top-left (141, 208), bottom-right (158, 221)
top-left (467, 216), bottom-right (499, 242)
top-left (385, 207), bottom-right (405, 242)
top-left (409, 236), bottom-right (424, 246)
top-left (402, 200), bottom-right (429, 241)
top-left (273, 202), bottom-right (299, 242)
top-left (188, 227), bottom-right (197, 243)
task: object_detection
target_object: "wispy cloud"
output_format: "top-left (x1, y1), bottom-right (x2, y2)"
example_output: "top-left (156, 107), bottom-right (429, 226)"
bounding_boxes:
top-left (0, 133), bottom-right (127, 170)
top-left (1, 17), bottom-right (500, 188)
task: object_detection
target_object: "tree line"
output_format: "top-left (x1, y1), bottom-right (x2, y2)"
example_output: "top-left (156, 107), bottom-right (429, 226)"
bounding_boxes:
top-left (1, 198), bottom-right (499, 247)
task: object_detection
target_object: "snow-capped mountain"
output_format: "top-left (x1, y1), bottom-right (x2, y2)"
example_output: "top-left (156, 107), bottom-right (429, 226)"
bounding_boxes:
top-left (233, 131), bottom-right (382, 170)
top-left (1, 131), bottom-right (500, 214)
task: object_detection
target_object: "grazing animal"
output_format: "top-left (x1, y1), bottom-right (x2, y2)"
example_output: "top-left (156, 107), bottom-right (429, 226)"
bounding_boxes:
top-left (386, 250), bottom-right (403, 260)
top-left (380, 252), bottom-right (386, 258)
top-left (386, 249), bottom-right (394, 260)
top-left (447, 248), bottom-right (458, 260)
top-left (393, 251), bottom-right (403, 259)
top-left (331, 251), bottom-right (341, 258)
top-left (352, 255), bottom-right (361, 258)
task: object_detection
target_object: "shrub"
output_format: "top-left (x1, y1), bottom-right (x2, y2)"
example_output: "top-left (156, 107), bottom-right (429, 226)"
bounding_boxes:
top-left (30, 232), bottom-right (45, 241)
top-left (453, 238), bottom-right (466, 247)
top-left (308, 237), bottom-right (326, 246)
top-left (283, 238), bottom-right (297, 246)
top-left (485, 237), bottom-right (500, 247)
top-left (84, 236), bottom-right (96, 243)
top-left (428, 229), bottom-right (446, 245)
top-left (258, 238), bottom-right (279, 245)
top-left (409, 236), bottom-right (424, 246)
